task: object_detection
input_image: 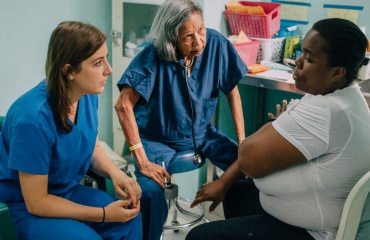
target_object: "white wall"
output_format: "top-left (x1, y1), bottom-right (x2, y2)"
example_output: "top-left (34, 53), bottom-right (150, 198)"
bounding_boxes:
top-left (0, 0), bottom-right (113, 146)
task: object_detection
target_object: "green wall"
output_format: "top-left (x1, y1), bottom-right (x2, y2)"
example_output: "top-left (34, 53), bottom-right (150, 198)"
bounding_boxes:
top-left (217, 84), bottom-right (303, 138)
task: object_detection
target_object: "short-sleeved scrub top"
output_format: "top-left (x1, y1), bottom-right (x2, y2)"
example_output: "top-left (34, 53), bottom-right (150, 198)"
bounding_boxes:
top-left (117, 28), bottom-right (249, 144)
top-left (0, 80), bottom-right (98, 203)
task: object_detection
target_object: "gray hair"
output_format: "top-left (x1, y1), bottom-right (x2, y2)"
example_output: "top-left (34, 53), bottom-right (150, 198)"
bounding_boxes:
top-left (149, 0), bottom-right (203, 62)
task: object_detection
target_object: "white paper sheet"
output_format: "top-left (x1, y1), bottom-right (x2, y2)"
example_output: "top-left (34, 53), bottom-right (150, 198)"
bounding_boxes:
top-left (256, 69), bottom-right (295, 84)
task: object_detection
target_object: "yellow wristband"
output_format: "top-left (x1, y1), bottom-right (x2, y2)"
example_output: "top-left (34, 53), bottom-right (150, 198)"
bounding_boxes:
top-left (129, 143), bottom-right (143, 152)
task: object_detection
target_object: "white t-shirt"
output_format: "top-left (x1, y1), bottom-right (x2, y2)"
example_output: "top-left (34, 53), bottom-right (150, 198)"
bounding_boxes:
top-left (254, 83), bottom-right (370, 240)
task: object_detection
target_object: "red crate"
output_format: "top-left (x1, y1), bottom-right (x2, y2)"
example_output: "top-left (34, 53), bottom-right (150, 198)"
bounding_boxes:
top-left (224, 2), bottom-right (281, 38)
top-left (233, 40), bottom-right (260, 66)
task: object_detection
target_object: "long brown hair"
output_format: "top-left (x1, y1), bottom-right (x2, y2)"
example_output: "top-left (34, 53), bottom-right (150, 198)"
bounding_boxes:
top-left (45, 21), bottom-right (106, 132)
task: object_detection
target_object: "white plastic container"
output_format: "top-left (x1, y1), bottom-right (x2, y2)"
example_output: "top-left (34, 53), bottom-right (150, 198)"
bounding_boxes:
top-left (252, 37), bottom-right (286, 63)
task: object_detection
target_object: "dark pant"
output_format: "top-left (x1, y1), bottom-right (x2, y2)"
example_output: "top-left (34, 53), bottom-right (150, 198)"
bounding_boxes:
top-left (186, 179), bottom-right (314, 240)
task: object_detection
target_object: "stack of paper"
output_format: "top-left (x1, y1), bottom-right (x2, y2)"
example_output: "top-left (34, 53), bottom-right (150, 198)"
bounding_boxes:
top-left (256, 69), bottom-right (295, 84)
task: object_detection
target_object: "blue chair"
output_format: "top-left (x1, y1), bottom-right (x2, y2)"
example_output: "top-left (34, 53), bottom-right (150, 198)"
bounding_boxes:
top-left (0, 202), bottom-right (16, 240)
top-left (162, 151), bottom-right (209, 235)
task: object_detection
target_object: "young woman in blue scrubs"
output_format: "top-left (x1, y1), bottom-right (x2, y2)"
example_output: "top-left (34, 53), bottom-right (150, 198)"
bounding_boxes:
top-left (0, 21), bottom-right (142, 239)
top-left (115, 0), bottom-right (249, 239)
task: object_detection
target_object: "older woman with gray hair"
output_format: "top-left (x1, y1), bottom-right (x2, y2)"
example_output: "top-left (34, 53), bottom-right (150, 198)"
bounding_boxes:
top-left (115, 0), bottom-right (249, 239)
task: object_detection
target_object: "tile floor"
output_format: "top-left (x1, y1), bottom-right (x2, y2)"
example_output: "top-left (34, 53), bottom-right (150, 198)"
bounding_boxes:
top-left (126, 163), bottom-right (225, 240)
top-left (162, 201), bottom-right (224, 240)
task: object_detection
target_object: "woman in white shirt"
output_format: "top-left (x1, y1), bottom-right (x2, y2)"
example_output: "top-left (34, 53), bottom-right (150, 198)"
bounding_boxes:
top-left (187, 18), bottom-right (370, 240)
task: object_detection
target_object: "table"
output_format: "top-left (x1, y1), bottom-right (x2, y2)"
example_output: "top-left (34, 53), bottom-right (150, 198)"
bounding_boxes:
top-left (239, 74), bottom-right (303, 129)
top-left (239, 74), bottom-right (370, 129)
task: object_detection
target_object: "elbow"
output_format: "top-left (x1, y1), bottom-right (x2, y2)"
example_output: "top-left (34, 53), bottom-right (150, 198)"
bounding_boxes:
top-left (114, 98), bottom-right (131, 117)
top-left (24, 201), bottom-right (41, 216)
top-left (238, 158), bottom-right (263, 179)
top-left (237, 139), bottom-right (266, 179)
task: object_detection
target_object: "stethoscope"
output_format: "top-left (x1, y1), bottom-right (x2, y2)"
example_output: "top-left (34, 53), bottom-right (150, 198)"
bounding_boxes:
top-left (180, 57), bottom-right (202, 165)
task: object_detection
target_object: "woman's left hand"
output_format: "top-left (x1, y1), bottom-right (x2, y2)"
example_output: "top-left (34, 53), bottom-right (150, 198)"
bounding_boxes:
top-left (111, 173), bottom-right (142, 209)
top-left (267, 99), bottom-right (288, 120)
top-left (190, 179), bottom-right (227, 213)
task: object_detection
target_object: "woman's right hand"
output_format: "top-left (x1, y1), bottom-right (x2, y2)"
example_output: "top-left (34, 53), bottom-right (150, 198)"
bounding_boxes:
top-left (140, 161), bottom-right (170, 188)
top-left (104, 199), bottom-right (140, 222)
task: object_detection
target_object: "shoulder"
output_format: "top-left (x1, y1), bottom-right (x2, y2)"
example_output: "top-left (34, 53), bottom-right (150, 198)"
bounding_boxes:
top-left (11, 80), bottom-right (51, 120)
top-left (6, 80), bottom-right (55, 132)
top-left (124, 43), bottom-right (159, 74)
top-left (133, 43), bottom-right (157, 62)
top-left (206, 28), bottom-right (229, 44)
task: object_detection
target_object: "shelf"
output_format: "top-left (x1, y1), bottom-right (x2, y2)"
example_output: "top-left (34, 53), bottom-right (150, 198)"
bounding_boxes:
top-left (122, 0), bottom-right (164, 5)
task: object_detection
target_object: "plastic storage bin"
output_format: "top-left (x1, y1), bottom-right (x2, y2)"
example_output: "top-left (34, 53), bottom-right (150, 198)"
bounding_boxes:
top-left (224, 1), bottom-right (281, 38)
top-left (252, 37), bottom-right (285, 63)
top-left (233, 40), bottom-right (260, 66)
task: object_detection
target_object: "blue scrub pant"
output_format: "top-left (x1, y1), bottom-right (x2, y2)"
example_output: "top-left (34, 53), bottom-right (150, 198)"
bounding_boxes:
top-left (8, 184), bottom-right (142, 240)
top-left (134, 125), bottom-right (238, 240)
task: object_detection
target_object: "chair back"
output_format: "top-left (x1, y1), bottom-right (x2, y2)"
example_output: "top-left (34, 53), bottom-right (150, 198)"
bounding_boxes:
top-left (0, 116), bottom-right (17, 239)
top-left (336, 171), bottom-right (370, 240)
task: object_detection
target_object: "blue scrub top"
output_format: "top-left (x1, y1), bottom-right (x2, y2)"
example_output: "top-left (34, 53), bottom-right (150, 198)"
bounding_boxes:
top-left (0, 80), bottom-right (98, 202)
top-left (118, 28), bottom-right (248, 142)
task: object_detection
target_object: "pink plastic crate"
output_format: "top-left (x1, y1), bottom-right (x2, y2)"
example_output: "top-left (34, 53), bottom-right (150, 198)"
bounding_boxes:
top-left (233, 40), bottom-right (260, 66)
top-left (224, 1), bottom-right (281, 38)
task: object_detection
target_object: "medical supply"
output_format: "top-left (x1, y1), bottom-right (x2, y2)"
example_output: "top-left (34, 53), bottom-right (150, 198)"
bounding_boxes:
top-left (247, 64), bottom-right (270, 73)
top-left (260, 60), bottom-right (292, 71)
top-left (283, 36), bottom-right (301, 59)
top-left (283, 58), bottom-right (296, 68)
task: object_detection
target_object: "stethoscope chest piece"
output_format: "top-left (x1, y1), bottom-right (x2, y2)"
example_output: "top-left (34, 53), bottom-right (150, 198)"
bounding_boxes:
top-left (193, 154), bottom-right (202, 165)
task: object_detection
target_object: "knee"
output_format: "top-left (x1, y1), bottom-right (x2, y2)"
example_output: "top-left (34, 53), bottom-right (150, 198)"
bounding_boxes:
top-left (186, 224), bottom-right (208, 240)
top-left (139, 178), bottom-right (164, 200)
top-left (125, 213), bottom-right (143, 239)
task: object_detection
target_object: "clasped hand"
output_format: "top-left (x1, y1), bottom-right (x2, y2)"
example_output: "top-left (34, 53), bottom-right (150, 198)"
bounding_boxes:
top-left (107, 173), bottom-right (141, 222)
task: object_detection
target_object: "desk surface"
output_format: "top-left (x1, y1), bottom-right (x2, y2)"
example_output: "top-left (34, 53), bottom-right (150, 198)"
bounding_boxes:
top-left (241, 74), bottom-right (370, 96)
top-left (240, 74), bottom-right (304, 95)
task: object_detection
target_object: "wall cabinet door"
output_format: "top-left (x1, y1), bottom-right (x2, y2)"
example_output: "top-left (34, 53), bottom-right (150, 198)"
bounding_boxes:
top-left (111, 0), bottom-right (163, 155)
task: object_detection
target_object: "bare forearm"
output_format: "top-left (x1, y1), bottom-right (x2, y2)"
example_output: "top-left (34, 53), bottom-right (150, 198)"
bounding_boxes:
top-left (218, 160), bottom-right (245, 190)
top-left (226, 86), bottom-right (245, 140)
top-left (114, 89), bottom-right (149, 169)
